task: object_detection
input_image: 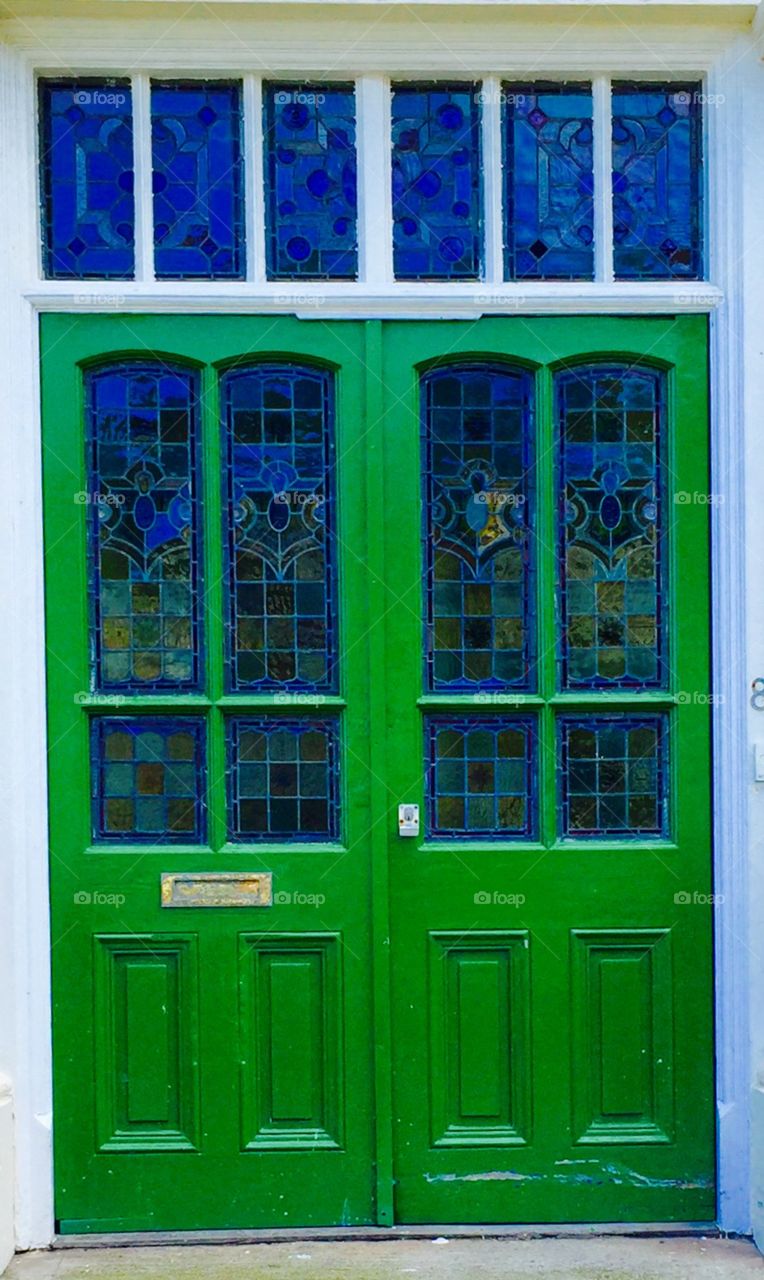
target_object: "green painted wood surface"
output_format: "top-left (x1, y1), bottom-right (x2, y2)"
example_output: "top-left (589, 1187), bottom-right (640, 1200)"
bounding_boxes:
top-left (43, 314), bottom-right (713, 1232)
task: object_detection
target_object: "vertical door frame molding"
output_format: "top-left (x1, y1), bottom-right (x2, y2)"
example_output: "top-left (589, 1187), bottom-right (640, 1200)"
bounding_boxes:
top-left (0, 9), bottom-right (753, 1244)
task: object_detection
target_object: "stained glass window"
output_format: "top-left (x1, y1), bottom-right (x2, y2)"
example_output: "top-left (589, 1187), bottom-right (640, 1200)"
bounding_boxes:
top-left (423, 364), bottom-right (535, 691)
top-left (222, 365), bottom-right (337, 691)
top-left (391, 83), bottom-right (482, 279)
top-left (559, 716), bottom-right (668, 838)
top-left (151, 81), bottom-right (245, 279)
top-left (426, 717), bottom-right (537, 838)
top-left (40, 79), bottom-right (134, 279)
top-left (91, 717), bottom-right (206, 843)
top-left (504, 82), bottom-right (594, 281)
top-left (264, 83), bottom-right (357, 279)
top-left (612, 82), bottom-right (703, 279)
top-left (86, 362), bottom-right (203, 691)
top-left (556, 366), bottom-right (665, 689)
top-left (227, 718), bottom-right (340, 841)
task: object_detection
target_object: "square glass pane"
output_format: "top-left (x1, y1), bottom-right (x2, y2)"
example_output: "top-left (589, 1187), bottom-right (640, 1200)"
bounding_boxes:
top-left (86, 362), bottom-right (204, 691)
top-left (221, 364), bottom-right (337, 693)
top-left (264, 83), bottom-right (358, 279)
top-left (423, 364), bottom-right (535, 691)
top-left (504, 82), bottom-right (594, 280)
top-left (392, 83), bottom-right (482, 279)
top-left (556, 365), bottom-right (666, 689)
top-left (91, 717), bottom-right (206, 842)
top-left (151, 81), bottom-right (245, 279)
top-left (612, 82), bottom-right (703, 279)
top-left (426, 716), bottom-right (537, 838)
top-left (39, 79), bottom-right (134, 279)
top-left (558, 715), bottom-right (668, 838)
top-left (227, 717), bottom-right (340, 841)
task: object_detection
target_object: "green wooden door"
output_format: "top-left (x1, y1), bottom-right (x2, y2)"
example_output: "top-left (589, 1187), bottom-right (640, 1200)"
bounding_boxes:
top-left (42, 314), bottom-right (378, 1232)
top-left (380, 315), bottom-right (714, 1223)
top-left (43, 313), bottom-right (714, 1233)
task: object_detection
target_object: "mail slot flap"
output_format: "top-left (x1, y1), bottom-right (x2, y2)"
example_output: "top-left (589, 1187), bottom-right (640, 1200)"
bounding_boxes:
top-left (161, 872), bottom-right (273, 908)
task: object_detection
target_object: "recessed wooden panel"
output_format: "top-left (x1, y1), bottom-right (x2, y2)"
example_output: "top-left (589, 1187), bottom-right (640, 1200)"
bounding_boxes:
top-left (239, 933), bottom-right (343, 1151)
top-left (571, 929), bottom-right (674, 1144)
top-left (428, 931), bottom-right (531, 1147)
top-left (94, 934), bottom-right (199, 1152)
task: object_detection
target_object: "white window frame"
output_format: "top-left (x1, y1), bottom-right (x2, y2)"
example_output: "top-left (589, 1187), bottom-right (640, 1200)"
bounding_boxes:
top-left (0, 3), bottom-right (752, 1247)
top-left (32, 69), bottom-right (717, 312)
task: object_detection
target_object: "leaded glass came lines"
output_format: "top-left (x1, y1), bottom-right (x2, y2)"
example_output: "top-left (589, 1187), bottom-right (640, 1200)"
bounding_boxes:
top-left (264, 83), bottom-right (358, 279)
top-left (227, 717), bottom-right (340, 840)
top-left (86, 362), bottom-right (203, 691)
top-left (392, 83), bottom-right (482, 279)
top-left (91, 716), bottom-right (206, 842)
top-left (556, 365), bottom-right (665, 689)
top-left (559, 715), bottom-right (668, 837)
top-left (423, 364), bottom-right (535, 691)
top-left (40, 79), bottom-right (135, 279)
top-left (151, 81), bottom-right (245, 279)
top-left (426, 716), bottom-right (537, 838)
top-left (612, 82), bottom-right (703, 280)
top-left (504, 82), bottom-right (594, 281)
top-left (222, 364), bottom-right (337, 691)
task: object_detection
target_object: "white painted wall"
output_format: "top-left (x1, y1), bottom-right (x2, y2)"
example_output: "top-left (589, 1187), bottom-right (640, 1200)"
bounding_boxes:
top-left (0, 0), bottom-right (761, 1255)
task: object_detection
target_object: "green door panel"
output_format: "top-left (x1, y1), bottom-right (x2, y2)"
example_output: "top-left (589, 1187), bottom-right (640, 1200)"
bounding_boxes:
top-left (42, 313), bottom-right (714, 1232)
top-left (379, 316), bottom-right (713, 1223)
top-left (43, 314), bottom-right (376, 1231)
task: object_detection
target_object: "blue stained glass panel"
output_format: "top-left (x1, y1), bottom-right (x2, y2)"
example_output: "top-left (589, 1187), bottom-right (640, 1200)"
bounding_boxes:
top-left (556, 366), bottom-right (666, 689)
top-left (91, 717), bottom-right (206, 843)
top-left (504, 82), bottom-right (594, 280)
top-left (426, 716), bottom-right (537, 838)
top-left (423, 364), bottom-right (535, 691)
top-left (612, 82), bottom-right (703, 279)
top-left (559, 715), bottom-right (668, 838)
top-left (392, 83), bottom-right (482, 279)
top-left (222, 365), bottom-right (337, 691)
top-left (151, 81), bottom-right (245, 279)
top-left (264, 84), bottom-right (357, 279)
top-left (227, 717), bottom-right (340, 841)
top-left (86, 362), bottom-right (203, 691)
top-left (40, 80), bottom-right (134, 279)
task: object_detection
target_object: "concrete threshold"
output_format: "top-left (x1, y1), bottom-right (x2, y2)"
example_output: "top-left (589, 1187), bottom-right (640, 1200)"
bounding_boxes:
top-left (51, 1222), bottom-right (725, 1249)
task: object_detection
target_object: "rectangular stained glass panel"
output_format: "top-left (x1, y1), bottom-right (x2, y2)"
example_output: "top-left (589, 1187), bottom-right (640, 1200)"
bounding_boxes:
top-left (151, 81), bottom-right (245, 279)
top-left (392, 83), bottom-right (482, 279)
top-left (556, 366), bottom-right (666, 689)
top-left (426, 717), bottom-right (537, 839)
top-left (227, 718), bottom-right (340, 841)
top-left (559, 716), bottom-right (668, 838)
top-left (87, 363), bottom-right (203, 691)
top-left (423, 365), bottom-right (535, 691)
top-left (222, 365), bottom-right (337, 691)
top-left (612, 82), bottom-right (703, 279)
top-left (504, 82), bottom-right (594, 280)
top-left (40, 80), bottom-right (134, 279)
top-left (91, 717), bottom-right (206, 843)
top-left (264, 83), bottom-right (357, 279)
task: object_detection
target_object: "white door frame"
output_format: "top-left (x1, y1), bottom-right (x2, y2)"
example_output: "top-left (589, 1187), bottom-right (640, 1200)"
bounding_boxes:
top-left (0, 4), bottom-right (757, 1244)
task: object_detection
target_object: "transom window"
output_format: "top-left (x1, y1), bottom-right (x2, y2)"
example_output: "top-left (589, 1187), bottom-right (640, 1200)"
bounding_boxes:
top-left (38, 76), bottom-right (705, 283)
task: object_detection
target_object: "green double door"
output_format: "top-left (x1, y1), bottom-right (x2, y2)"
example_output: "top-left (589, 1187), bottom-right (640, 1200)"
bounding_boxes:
top-left (43, 313), bottom-right (714, 1233)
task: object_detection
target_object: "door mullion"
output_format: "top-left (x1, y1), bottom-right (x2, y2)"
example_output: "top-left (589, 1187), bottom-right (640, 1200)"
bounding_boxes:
top-left (536, 365), bottom-right (557, 848)
top-left (201, 363), bottom-right (227, 852)
top-left (364, 318), bottom-right (395, 1226)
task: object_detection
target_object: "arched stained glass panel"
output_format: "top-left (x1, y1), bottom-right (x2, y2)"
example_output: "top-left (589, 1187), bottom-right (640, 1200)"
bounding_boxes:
top-left (556, 364), bottom-right (666, 688)
top-left (86, 361), bottom-right (203, 691)
top-left (222, 364), bottom-right (338, 692)
top-left (422, 364), bottom-right (535, 691)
